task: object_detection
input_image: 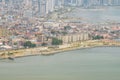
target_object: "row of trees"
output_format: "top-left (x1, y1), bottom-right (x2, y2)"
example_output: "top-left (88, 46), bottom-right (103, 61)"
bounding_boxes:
top-left (23, 41), bottom-right (36, 48)
top-left (92, 35), bottom-right (104, 40)
top-left (23, 38), bottom-right (63, 48)
top-left (52, 38), bottom-right (63, 45)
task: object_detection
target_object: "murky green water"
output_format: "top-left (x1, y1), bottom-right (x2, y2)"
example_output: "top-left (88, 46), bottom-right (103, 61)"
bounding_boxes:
top-left (0, 47), bottom-right (120, 80)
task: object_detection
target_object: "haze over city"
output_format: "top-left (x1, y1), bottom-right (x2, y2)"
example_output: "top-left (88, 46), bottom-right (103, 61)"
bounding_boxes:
top-left (0, 0), bottom-right (120, 17)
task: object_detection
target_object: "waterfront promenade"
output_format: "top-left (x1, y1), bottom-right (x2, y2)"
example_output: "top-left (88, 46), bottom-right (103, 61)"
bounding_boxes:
top-left (0, 40), bottom-right (120, 59)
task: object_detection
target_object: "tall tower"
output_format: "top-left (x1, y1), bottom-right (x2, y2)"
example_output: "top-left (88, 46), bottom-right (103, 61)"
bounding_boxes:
top-left (24, 0), bottom-right (32, 7)
top-left (77, 0), bottom-right (83, 6)
top-left (55, 0), bottom-right (62, 8)
top-left (38, 0), bottom-right (46, 17)
top-left (71, 0), bottom-right (77, 6)
top-left (83, 0), bottom-right (91, 7)
top-left (46, 0), bottom-right (55, 14)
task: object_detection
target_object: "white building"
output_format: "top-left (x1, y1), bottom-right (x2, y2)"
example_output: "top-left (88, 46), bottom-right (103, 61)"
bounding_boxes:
top-left (46, 0), bottom-right (55, 14)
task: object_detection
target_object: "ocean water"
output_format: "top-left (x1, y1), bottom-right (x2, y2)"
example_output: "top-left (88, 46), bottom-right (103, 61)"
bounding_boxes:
top-left (62, 6), bottom-right (120, 23)
top-left (0, 47), bottom-right (120, 80)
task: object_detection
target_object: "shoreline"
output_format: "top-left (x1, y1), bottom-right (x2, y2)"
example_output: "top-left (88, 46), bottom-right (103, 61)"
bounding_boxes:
top-left (0, 40), bottom-right (120, 59)
top-left (1, 46), bottom-right (119, 60)
top-left (0, 46), bottom-right (119, 60)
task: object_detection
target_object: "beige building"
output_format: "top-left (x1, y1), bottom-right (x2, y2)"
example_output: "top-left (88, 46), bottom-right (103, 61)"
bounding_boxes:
top-left (57, 33), bottom-right (89, 44)
top-left (0, 26), bottom-right (10, 37)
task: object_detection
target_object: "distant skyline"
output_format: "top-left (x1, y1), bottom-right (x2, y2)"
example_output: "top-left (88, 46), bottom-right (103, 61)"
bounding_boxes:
top-left (1, 0), bottom-right (120, 6)
top-left (0, 0), bottom-right (120, 17)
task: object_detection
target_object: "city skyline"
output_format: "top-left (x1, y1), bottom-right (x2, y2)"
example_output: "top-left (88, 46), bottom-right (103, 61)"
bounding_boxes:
top-left (0, 0), bottom-right (120, 17)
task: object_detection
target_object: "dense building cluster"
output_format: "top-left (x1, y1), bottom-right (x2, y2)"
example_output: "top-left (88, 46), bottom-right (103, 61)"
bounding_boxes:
top-left (0, 0), bottom-right (120, 50)
top-left (0, 0), bottom-right (64, 17)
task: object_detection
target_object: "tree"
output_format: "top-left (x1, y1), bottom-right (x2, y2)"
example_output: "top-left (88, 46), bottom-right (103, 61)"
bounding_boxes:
top-left (14, 42), bottom-right (17, 45)
top-left (31, 44), bottom-right (36, 48)
top-left (64, 26), bottom-right (71, 30)
top-left (23, 41), bottom-right (36, 48)
top-left (8, 52), bottom-right (14, 57)
top-left (92, 35), bottom-right (104, 40)
top-left (52, 38), bottom-right (63, 45)
top-left (2, 41), bottom-right (5, 45)
top-left (42, 43), bottom-right (47, 46)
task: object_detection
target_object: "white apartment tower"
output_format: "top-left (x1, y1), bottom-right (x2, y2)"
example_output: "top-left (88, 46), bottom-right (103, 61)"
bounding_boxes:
top-left (46, 0), bottom-right (55, 14)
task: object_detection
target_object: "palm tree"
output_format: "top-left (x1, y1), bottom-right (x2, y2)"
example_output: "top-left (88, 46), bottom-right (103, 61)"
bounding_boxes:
top-left (7, 52), bottom-right (14, 57)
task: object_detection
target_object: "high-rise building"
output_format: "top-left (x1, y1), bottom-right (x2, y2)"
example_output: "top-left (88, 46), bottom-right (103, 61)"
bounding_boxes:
top-left (38, 0), bottom-right (46, 17)
top-left (82, 0), bottom-right (91, 7)
top-left (55, 0), bottom-right (63, 8)
top-left (23, 0), bottom-right (32, 8)
top-left (46, 0), bottom-right (55, 14)
top-left (77, 0), bottom-right (83, 6)
top-left (71, 0), bottom-right (77, 5)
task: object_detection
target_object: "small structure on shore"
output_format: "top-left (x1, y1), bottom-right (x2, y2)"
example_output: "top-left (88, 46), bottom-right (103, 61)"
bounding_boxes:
top-left (8, 57), bottom-right (14, 60)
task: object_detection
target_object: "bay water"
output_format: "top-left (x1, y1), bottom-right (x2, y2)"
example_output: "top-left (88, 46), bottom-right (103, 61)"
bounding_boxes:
top-left (0, 47), bottom-right (120, 80)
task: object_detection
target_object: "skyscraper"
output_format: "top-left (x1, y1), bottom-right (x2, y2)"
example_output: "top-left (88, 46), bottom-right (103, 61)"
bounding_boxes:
top-left (77, 0), bottom-right (83, 6)
top-left (23, 0), bottom-right (32, 8)
top-left (46, 0), bottom-right (55, 14)
top-left (38, 0), bottom-right (46, 17)
top-left (55, 0), bottom-right (63, 8)
top-left (71, 0), bottom-right (78, 6)
top-left (83, 0), bottom-right (91, 7)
